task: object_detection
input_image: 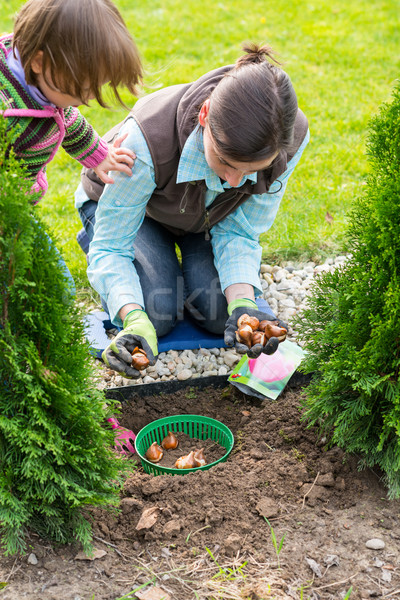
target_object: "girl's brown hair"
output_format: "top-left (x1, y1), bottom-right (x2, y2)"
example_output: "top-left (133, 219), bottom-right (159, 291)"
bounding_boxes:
top-left (13, 0), bottom-right (143, 107)
top-left (207, 43), bottom-right (298, 162)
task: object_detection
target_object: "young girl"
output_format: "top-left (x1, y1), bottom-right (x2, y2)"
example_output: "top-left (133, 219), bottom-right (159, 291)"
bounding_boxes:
top-left (0, 0), bottom-right (143, 197)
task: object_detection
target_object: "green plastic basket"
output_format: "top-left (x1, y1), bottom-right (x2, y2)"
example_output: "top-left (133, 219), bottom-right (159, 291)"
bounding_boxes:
top-left (135, 414), bottom-right (234, 476)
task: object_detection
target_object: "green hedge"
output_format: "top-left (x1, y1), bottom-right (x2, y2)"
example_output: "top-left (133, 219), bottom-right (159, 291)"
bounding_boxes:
top-left (298, 82), bottom-right (400, 498)
top-left (0, 115), bottom-right (127, 555)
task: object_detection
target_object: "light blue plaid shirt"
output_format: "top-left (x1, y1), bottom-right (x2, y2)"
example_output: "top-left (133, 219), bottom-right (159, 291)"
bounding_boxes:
top-left (76, 118), bottom-right (309, 326)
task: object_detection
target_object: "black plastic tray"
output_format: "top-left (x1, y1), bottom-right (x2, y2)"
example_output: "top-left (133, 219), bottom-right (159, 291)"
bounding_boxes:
top-left (105, 369), bottom-right (311, 402)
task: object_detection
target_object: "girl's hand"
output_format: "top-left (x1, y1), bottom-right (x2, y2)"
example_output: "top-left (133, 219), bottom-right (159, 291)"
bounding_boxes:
top-left (93, 133), bottom-right (136, 184)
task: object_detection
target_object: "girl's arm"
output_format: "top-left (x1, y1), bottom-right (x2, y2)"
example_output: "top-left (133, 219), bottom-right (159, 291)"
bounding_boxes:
top-left (61, 107), bottom-right (134, 182)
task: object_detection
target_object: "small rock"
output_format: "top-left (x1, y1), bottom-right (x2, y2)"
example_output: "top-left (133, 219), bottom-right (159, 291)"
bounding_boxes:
top-left (260, 264), bottom-right (273, 274)
top-left (366, 538), bottom-right (385, 550)
top-left (223, 351), bottom-right (240, 368)
top-left (27, 553), bottom-right (38, 565)
top-left (177, 369), bottom-right (192, 381)
top-left (273, 268), bottom-right (286, 283)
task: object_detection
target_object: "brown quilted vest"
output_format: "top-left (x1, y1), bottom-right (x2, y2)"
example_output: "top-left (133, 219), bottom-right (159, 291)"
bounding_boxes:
top-left (81, 65), bottom-right (308, 236)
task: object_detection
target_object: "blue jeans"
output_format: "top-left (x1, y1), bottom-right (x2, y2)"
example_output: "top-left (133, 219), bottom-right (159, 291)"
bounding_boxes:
top-left (78, 200), bottom-right (227, 337)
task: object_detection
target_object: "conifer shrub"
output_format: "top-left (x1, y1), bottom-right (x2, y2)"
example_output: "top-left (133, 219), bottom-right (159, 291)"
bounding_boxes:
top-left (297, 82), bottom-right (400, 498)
top-left (0, 115), bottom-right (126, 555)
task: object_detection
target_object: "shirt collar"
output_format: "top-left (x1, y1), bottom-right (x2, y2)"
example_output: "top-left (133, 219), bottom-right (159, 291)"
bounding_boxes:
top-left (176, 125), bottom-right (258, 192)
top-left (7, 47), bottom-right (54, 107)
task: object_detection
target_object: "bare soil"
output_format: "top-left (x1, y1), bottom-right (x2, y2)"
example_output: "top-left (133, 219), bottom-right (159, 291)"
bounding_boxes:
top-left (1, 381), bottom-right (399, 600)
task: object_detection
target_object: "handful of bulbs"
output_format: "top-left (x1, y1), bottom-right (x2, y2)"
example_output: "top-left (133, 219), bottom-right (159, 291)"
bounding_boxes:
top-left (235, 314), bottom-right (287, 349)
top-left (144, 430), bottom-right (207, 469)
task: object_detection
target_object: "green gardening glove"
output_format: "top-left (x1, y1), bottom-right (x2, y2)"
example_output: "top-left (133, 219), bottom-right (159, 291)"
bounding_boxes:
top-left (224, 298), bottom-right (288, 358)
top-left (102, 309), bottom-right (158, 378)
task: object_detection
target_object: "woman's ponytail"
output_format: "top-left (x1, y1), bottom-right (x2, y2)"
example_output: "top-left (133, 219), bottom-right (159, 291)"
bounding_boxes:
top-left (235, 42), bottom-right (282, 68)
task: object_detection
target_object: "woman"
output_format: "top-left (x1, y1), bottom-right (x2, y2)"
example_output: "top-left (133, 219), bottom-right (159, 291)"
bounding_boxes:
top-left (75, 43), bottom-right (309, 377)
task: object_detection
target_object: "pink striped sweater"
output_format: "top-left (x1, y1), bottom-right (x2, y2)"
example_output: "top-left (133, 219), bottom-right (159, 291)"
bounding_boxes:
top-left (0, 34), bottom-right (108, 198)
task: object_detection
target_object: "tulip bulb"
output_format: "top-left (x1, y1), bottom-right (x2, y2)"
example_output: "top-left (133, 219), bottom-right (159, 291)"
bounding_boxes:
top-left (193, 448), bottom-right (206, 467)
top-left (235, 324), bottom-right (253, 348)
top-left (263, 323), bottom-right (287, 342)
top-left (131, 347), bottom-right (150, 370)
top-left (145, 441), bottom-right (164, 463)
top-left (251, 331), bottom-right (267, 347)
top-left (175, 451), bottom-right (197, 469)
top-left (237, 314), bottom-right (259, 331)
top-left (161, 430), bottom-right (179, 450)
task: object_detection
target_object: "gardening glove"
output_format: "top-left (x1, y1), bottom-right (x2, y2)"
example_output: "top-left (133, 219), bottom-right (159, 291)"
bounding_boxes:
top-left (102, 309), bottom-right (158, 378)
top-left (224, 298), bottom-right (288, 359)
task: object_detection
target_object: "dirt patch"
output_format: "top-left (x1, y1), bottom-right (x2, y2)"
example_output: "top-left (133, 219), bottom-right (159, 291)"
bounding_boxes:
top-left (1, 382), bottom-right (399, 600)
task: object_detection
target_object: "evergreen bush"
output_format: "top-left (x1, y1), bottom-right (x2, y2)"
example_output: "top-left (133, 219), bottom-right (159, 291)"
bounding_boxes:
top-left (297, 82), bottom-right (400, 498)
top-left (0, 114), bottom-right (126, 555)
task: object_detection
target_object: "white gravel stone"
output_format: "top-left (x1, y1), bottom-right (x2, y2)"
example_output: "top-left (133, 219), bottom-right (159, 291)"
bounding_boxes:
top-left (224, 351), bottom-right (241, 368)
top-left (273, 268), bottom-right (287, 283)
top-left (260, 263), bottom-right (273, 274)
top-left (365, 538), bottom-right (385, 550)
top-left (28, 553), bottom-right (38, 565)
top-left (279, 298), bottom-right (296, 309)
top-left (177, 369), bottom-right (193, 381)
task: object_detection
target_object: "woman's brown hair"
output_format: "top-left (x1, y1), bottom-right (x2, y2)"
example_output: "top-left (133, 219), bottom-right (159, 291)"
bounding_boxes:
top-left (207, 43), bottom-right (298, 162)
top-left (13, 0), bottom-right (143, 107)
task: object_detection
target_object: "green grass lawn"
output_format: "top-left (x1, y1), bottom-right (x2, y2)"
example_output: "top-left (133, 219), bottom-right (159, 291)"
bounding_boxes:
top-left (1, 0), bottom-right (400, 289)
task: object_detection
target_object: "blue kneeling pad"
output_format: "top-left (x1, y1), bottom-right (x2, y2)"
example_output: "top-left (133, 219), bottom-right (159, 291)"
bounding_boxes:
top-left (84, 298), bottom-right (271, 359)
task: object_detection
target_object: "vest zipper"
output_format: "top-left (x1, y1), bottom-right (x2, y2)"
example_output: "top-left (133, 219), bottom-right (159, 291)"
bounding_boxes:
top-left (204, 209), bottom-right (211, 240)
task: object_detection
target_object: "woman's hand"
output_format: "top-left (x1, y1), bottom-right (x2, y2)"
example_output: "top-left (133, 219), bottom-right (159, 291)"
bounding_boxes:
top-left (93, 133), bottom-right (136, 184)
